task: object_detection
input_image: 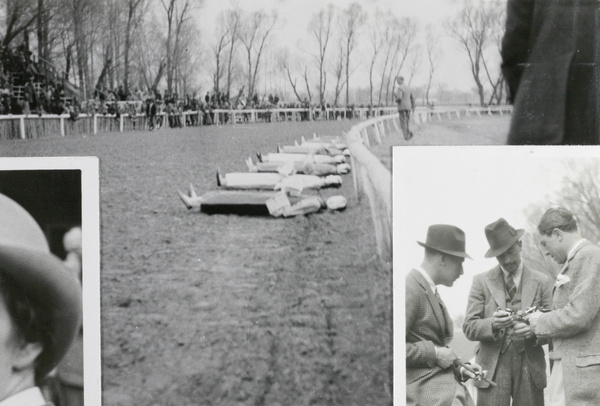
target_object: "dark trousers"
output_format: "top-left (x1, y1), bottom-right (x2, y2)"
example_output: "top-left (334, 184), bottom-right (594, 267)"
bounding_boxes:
top-left (399, 109), bottom-right (412, 140)
top-left (476, 344), bottom-right (544, 406)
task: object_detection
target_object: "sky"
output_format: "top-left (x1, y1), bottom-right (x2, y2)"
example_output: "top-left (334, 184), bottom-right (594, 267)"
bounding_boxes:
top-left (392, 146), bottom-right (600, 321)
top-left (193, 0), bottom-right (499, 98)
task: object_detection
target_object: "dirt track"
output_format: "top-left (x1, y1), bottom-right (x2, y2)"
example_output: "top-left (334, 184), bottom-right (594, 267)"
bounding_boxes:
top-left (1, 120), bottom-right (392, 406)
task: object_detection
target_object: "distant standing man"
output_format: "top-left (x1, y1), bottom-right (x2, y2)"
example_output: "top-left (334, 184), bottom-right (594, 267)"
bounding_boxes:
top-left (501, 1), bottom-right (600, 144)
top-left (395, 76), bottom-right (415, 141)
top-left (406, 224), bottom-right (483, 406)
top-left (463, 218), bottom-right (551, 406)
top-left (525, 207), bottom-right (600, 405)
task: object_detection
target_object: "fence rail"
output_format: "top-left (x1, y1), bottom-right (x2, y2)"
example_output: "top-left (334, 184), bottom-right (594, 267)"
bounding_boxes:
top-left (0, 106), bottom-right (399, 140)
top-left (412, 105), bottom-right (512, 124)
top-left (345, 114), bottom-right (398, 262)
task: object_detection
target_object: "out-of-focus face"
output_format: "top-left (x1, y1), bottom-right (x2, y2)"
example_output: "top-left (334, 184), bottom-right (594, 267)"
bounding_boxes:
top-left (496, 241), bottom-right (522, 274)
top-left (0, 293), bottom-right (23, 400)
top-left (439, 255), bottom-right (465, 287)
top-left (538, 231), bottom-right (566, 264)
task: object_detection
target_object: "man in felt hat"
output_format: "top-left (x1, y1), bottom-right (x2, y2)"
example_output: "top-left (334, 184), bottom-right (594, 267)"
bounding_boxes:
top-left (463, 218), bottom-right (551, 406)
top-left (406, 224), bottom-right (482, 406)
top-left (0, 193), bottom-right (82, 405)
top-left (524, 207), bottom-right (600, 405)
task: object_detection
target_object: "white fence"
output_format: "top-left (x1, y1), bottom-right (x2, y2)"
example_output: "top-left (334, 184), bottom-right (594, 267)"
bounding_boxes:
top-left (0, 106), bottom-right (398, 140)
top-left (412, 105), bottom-right (512, 124)
top-left (345, 114), bottom-right (399, 262)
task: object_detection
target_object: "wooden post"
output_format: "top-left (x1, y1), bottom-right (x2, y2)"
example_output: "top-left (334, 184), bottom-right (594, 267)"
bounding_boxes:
top-left (60, 116), bottom-right (65, 137)
top-left (93, 114), bottom-right (97, 134)
top-left (373, 122), bottom-right (382, 145)
top-left (20, 117), bottom-right (26, 139)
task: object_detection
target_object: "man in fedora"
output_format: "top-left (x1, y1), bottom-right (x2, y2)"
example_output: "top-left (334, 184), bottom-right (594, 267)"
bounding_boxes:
top-left (0, 193), bottom-right (82, 405)
top-left (406, 224), bottom-right (482, 406)
top-left (524, 207), bottom-right (600, 405)
top-left (463, 218), bottom-right (552, 406)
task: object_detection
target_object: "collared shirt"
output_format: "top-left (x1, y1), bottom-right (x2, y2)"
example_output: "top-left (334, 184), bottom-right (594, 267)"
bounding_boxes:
top-left (415, 266), bottom-right (437, 294)
top-left (0, 387), bottom-right (47, 406)
top-left (501, 261), bottom-right (523, 287)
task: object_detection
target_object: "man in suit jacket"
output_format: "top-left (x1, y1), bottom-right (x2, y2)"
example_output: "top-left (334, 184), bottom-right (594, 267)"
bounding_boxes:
top-left (501, 0), bottom-right (600, 145)
top-left (463, 218), bottom-right (552, 406)
top-left (395, 76), bottom-right (415, 141)
top-left (526, 207), bottom-right (600, 406)
top-left (407, 224), bottom-right (483, 406)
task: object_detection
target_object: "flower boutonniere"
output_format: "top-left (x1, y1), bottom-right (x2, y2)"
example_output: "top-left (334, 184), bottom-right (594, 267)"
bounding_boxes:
top-left (554, 274), bottom-right (570, 288)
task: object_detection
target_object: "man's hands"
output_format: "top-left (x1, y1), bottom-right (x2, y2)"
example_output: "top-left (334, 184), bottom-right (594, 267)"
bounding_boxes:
top-left (511, 321), bottom-right (534, 340)
top-left (492, 309), bottom-right (514, 331)
top-left (435, 347), bottom-right (458, 369)
top-left (525, 311), bottom-right (542, 329)
top-left (461, 362), bottom-right (485, 380)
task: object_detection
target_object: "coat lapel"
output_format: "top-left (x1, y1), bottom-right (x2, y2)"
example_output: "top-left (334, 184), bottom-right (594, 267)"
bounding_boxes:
top-left (485, 266), bottom-right (507, 309)
top-left (520, 264), bottom-right (536, 309)
top-left (410, 269), bottom-right (448, 335)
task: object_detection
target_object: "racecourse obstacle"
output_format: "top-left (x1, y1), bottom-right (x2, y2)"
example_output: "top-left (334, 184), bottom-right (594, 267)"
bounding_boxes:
top-left (345, 114), bottom-right (397, 262)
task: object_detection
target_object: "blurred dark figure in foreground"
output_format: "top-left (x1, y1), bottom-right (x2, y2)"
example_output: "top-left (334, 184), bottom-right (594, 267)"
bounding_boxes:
top-left (502, 0), bottom-right (600, 145)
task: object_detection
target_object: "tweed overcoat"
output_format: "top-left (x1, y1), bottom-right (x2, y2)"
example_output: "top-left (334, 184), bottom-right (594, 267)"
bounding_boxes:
top-left (535, 241), bottom-right (600, 405)
top-left (462, 265), bottom-right (552, 393)
top-left (406, 269), bottom-right (464, 406)
top-left (501, 0), bottom-right (600, 145)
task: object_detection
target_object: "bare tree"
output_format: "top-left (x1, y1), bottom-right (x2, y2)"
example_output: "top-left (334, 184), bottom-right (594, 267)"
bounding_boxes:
top-left (449, 0), bottom-right (501, 106)
top-left (339, 2), bottom-right (366, 105)
top-left (211, 12), bottom-right (232, 94)
top-left (485, 0), bottom-right (506, 105)
top-left (332, 39), bottom-right (345, 107)
top-left (367, 15), bottom-right (385, 107)
top-left (159, 0), bottom-right (200, 94)
top-left (309, 5), bottom-right (335, 106)
top-left (424, 25), bottom-right (440, 106)
top-left (69, 0), bottom-right (100, 99)
top-left (303, 66), bottom-right (312, 103)
top-left (375, 15), bottom-right (416, 106)
top-left (123, 0), bottom-right (148, 93)
top-left (224, 6), bottom-right (240, 97)
top-left (238, 9), bottom-right (277, 101)
top-left (554, 160), bottom-right (600, 244)
top-left (1, 0), bottom-right (39, 47)
top-left (387, 17), bottom-right (417, 105)
top-left (134, 21), bottom-right (166, 93)
top-left (277, 48), bottom-right (304, 103)
top-left (174, 22), bottom-right (202, 96)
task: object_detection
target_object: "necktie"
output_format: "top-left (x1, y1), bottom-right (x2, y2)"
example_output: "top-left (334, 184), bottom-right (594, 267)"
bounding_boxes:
top-left (506, 275), bottom-right (516, 302)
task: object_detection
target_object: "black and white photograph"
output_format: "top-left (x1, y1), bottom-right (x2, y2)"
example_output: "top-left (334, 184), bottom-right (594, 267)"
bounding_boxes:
top-left (394, 146), bottom-right (600, 406)
top-left (0, 157), bottom-right (100, 406)
top-left (1, 0), bottom-right (599, 404)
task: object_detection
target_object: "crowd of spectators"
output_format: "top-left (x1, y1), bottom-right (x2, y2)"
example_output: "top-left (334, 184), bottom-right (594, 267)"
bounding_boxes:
top-left (0, 44), bottom-right (393, 126)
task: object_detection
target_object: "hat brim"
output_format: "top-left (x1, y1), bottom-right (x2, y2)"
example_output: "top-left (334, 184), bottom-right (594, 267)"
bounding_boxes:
top-left (417, 241), bottom-right (472, 259)
top-left (484, 229), bottom-right (525, 258)
top-left (0, 245), bottom-right (82, 379)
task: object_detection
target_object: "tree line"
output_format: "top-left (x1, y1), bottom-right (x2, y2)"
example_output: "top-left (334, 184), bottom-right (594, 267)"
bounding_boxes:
top-left (0, 0), bottom-right (508, 106)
